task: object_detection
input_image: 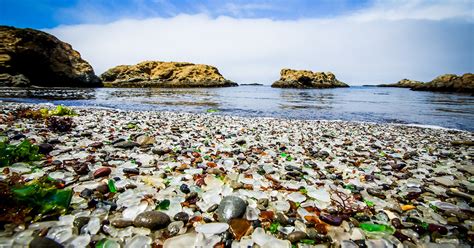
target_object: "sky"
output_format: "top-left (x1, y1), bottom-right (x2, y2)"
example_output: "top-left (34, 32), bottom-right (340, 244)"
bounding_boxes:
top-left (1, 0), bottom-right (473, 85)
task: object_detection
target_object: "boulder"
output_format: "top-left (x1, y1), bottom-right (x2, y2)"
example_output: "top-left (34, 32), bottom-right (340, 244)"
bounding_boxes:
top-left (100, 61), bottom-right (237, 88)
top-left (412, 73), bottom-right (473, 93)
top-left (0, 26), bottom-right (101, 87)
top-left (271, 69), bottom-right (348, 88)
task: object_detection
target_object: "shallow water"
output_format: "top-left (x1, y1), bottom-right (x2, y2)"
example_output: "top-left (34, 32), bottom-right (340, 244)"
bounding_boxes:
top-left (1, 86), bottom-right (473, 131)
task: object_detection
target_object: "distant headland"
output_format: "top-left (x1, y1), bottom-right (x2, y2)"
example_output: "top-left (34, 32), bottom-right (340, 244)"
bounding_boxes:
top-left (378, 74), bottom-right (473, 93)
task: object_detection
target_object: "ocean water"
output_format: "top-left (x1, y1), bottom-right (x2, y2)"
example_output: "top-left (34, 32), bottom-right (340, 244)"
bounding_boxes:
top-left (1, 86), bottom-right (473, 131)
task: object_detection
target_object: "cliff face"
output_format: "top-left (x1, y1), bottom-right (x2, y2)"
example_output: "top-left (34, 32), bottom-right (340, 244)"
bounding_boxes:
top-left (271, 69), bottom-right (348, 88)
top-left (412, 73), bottom-right (473, 93)
top-left (100, 61), bottom-right (237, 88)
top-left (0, 26), bottom-right (101, 87)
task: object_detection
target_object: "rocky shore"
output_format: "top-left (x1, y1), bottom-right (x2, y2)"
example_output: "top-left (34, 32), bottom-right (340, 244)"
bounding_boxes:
top-left (0, 26), bottom-right (101, 87)
top-left (0, 102), bottom-right (473, 247)
top-left (100, 61), bottom-right (237, 88)
top-left (379, 74), bottom-right (473, 93)
top-left (272, 69), bottom-right (348, 89)
top-left (0, 27), bottom-right (237, 89)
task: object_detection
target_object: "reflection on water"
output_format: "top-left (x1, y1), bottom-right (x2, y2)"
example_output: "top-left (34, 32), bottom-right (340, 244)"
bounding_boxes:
top-left (0, 86), bottom-right (473, 131)
top-left (94, 88), bottom-right (220, 108)
top-left (279, 89), bottom-right (335, 110)
top-left (0, 87), bottom-right (96, 99)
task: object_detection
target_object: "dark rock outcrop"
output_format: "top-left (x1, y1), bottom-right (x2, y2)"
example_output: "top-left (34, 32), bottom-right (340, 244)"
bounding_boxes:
top-left (271, 69), bottom-right (348, 88)
top-left (0, 26), bottom-right (101, 87)
top-left (100, 61), bottom-right (237, 88)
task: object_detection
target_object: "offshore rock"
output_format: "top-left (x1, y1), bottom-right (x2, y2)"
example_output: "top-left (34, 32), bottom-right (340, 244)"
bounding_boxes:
top-left (378, 79), bottom-right (423, 88)
top-left (0, 26), bottom-right (101, 87)
top-left (271, 69), bottom-right (348, 88)
top-left (378, 73), bottom-right (473, 93)
top-left (100, 61), bottom-right (237, 88)
top-left (412, 73), bottom-right (473, 93)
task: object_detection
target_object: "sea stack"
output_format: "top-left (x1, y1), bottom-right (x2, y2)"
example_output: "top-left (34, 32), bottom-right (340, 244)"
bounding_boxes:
top-left (271, 69), bottom-right (348, 88)
top-left (100, 61), bottom-right (237, 88)
top-left (0, 26), bottom-right (101, 87)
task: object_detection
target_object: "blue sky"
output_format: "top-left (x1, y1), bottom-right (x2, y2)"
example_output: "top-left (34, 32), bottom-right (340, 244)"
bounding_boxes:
top-left (1, 0), bottom-right (373, 28)
top-left (1, 0), bottom-right (473, 84)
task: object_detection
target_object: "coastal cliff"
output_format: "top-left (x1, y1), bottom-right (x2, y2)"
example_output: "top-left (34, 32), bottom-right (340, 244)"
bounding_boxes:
top-left (379, 73), bottom-right (473, 93)
top-left (100, 61), bottom-right (237, 88)
top-left (0, 26), bottom-right (101, 87)
top-left (271, 69), bottom-right (348, 88)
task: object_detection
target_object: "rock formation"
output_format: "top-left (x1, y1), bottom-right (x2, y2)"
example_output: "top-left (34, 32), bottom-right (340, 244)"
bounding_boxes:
top-left (240, 83), bottom-right (263, 86)
top-left (271, 69), bottom-right (348, 88)
top-left (378, 79), bottom-right (423, 88)
top-left (0, 26), bottom-right (101, 87)
top-left (378, 74), bottom-right (473, 93)
top-left (100, 61), bottom-right (237, 88)
top-left (412, 73), bottom-right (473, 93)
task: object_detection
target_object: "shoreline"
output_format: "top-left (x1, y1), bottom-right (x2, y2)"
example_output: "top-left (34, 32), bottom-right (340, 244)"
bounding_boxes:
top-left (1, 101), bottom-right (470, 133)
top-left (0, 102), bottom-right (473, 247)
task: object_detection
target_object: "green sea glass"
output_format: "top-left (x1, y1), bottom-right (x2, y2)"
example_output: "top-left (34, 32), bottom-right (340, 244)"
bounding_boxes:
top-left (0, 140), bottom-right (41, 167)
top-left (96, 238), bottom-right (120, 248)
top-left (158, 199), bottom-right (170, 210)
top-left (360, 222), bottom-right (395, 234)
top-left (269, 222), bottom-right (279, 234)
top-left (11, 176), bottom-right (72, 217)
top-left (108, 179), bottom-right (117, 193)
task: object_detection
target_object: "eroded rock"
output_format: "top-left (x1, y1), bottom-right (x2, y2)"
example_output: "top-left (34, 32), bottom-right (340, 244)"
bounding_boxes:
top-left (100, 61), bottom-right (237, 88)
top-left (271, 68), bottom-right (348, 88)
top-left (0, 26), bottom-right (101, 87)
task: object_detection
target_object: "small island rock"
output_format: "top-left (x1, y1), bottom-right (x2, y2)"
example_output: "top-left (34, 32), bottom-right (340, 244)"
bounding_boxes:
top-left (100, 61), bottom-right (237, 88)
top-left (378, 79), bottom-right (423, 88)
top-left (271, 69), bottom-right (348, 88)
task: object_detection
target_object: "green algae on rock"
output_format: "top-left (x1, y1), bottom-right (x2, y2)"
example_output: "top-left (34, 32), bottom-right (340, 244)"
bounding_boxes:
top-left (0, 139), bottom-right (42, 167)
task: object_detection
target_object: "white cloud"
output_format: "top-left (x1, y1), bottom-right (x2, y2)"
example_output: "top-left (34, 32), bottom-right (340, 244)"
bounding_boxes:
top-left (46, 1), bottom-right (473, 85)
